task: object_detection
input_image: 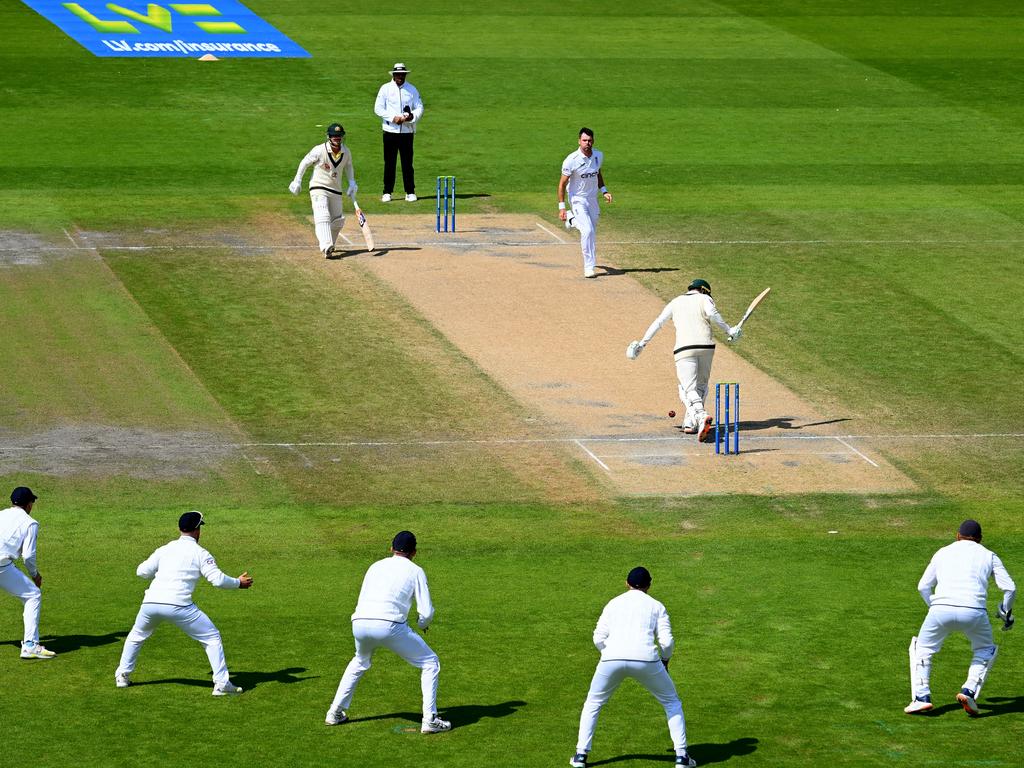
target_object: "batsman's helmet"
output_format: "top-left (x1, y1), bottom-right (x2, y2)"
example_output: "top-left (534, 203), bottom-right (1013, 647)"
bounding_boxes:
top-left (326, 123), bottom-right (345, 137)
top-left (688, 278), bottom-right (712, 295)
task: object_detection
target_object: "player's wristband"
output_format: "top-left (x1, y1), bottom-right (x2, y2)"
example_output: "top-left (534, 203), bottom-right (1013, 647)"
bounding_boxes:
top-left (600, 186), bottom-right (608, 194)
top-left (558, 202), bottom-right (566, 210)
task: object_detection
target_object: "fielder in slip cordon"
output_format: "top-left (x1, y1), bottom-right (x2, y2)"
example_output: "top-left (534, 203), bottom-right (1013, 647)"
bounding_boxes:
top-left (905, 519), bottom-right (1015, 717)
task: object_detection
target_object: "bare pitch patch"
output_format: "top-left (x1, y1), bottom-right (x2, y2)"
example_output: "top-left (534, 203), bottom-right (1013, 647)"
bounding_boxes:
top-left (358, 214), bottom-right (914, 496)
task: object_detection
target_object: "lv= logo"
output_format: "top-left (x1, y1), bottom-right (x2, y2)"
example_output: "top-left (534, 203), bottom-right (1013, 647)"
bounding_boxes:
top-left (63, 3), bottom-right (245, 34)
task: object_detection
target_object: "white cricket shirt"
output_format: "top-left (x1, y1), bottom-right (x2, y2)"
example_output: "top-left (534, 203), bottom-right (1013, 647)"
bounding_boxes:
top-left (374, 80), bottom-right (424, 134)
top-left (918, 539), bottom-right (1016, 611)
top-left (641, 291), bottom-right (732, 355)
top-left (593, 589), bottom-right (675, 662)
top-left (293, 142), bottom-right (354, 195)
top-left (0, 505), bottom-right (39, 576)
top-left (561, 148), bottom-right (604, 201)
top-left (351, 554), bottom-right (434, 628)
top-left (136, 535), bottom-right (241, 606)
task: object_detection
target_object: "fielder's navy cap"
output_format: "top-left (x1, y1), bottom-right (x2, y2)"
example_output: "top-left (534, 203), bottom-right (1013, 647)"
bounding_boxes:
top-left (392, 530), bottom-right (417, 553)
top-left (958, 519), bottom-right (982, 540)
top-left (627, 566), bottom-right (652, 589)
top-left (11, 486), bottom-right (37, 506)
top-left (178, 511), bottom-right (205, 532)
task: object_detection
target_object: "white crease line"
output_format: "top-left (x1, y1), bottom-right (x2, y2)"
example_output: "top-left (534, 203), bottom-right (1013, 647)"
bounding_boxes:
top-left (833, 437), bottom-right (879, 468)
top-left (536, 222), bottom-right (567, 243)
top-left (61, 228), bottom-right (81, 249)
top-left (575, 439), bottom-right (611, 473)
top-left (340, 234), bottom-right (354, 245)
top-left (239, 451), bottom-right (264, 476)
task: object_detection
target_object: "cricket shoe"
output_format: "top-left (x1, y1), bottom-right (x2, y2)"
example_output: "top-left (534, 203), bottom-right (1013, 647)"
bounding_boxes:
top-left (564, 213), bottom-right (575, 230)
top-left (903, 695), bottom-right (933, 714)
top-left (115, 672), bottom-right (132, 688)
top-left (696, 415), bottom-right (714, 442)
top-left (212, 680), bottom-right (243, 696)
top-left (324, 245), bottom-right (335, 259)
top-left (421, 715), bottom-right (452, 733)
top-left (381, 193), bottom-right (392, 202)
top-left (676, 754), bottom-right (697, 767)
top-left (957, 688), bottom-right (980, 716)
top-left (569, 754), bottom-right (587, 768)
top-left (584, 267), bottom-right (597, 279)
top-left (405, 193), bottom-right (417, 202)
top-left (325, 708), bottom-right (348, 726)
top-left (20, 642), bottom-right (56, 659)
top-left (682, 422), bottom-right (697, 434)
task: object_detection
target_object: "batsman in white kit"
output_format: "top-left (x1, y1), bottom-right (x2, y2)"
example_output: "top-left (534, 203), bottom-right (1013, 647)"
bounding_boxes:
top-left (905, 519), bottom-right (1016, 716)
top-left (0, 486), bottom-right (57, 659)
top-left (326, 530), bottom-right (451, 733)
top-left (627, 279), bottom-right (741, 440)
top-left (557, 127), bottom-right (613, 278)
top-left (114, 511), bottom-right (253, 695)
top-left (289, 122), bottom-right (359, 258)
top-left (570, 567), bottom-right (696, 768)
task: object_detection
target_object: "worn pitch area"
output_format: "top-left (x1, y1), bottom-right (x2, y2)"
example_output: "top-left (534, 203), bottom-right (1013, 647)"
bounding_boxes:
top-left (357, 213), bottom-right (914, 496)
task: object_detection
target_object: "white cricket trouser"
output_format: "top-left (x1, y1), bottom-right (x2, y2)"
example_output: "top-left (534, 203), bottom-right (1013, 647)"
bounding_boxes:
top-left (576, 659), bottom-right (688, 755)
top-left (569, 197), bottom-right (600, 273)
top-left (311, 190), bottom-right (346, 253)
top-left (912, 605), bottom-right (996, 697)
top-left (116, 603), bottom-right (231, 684)
top-left (330, 619), bottom-right (441, 719)
top-left (674, 350), bottom-right (715, 427)
top-left (0, 564), bottom-right (41, 644)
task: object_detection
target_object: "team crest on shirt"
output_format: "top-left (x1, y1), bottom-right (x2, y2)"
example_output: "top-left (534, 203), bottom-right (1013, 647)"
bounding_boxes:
top-left (205, 557), bottom-right (215, 565)
top-left (320, 161), bottom-right (331, 171)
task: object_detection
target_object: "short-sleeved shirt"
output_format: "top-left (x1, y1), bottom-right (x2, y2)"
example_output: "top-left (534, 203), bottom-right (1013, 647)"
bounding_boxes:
top-left (561, 148), bottom-right (604, 201)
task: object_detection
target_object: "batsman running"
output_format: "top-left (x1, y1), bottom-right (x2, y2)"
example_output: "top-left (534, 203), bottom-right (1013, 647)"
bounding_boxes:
top-left (905, 519), bottom-right (1016, 716)
top-left (626, 279), bottom-right (742, 441)
top-left (289, 123), bottom-right (365, 257)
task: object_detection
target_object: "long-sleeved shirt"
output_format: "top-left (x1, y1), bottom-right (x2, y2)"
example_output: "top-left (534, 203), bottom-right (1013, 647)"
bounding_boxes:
top-left (918, 539), bottom-right (1016, 612)
top-left (641, 290), bottom-right (731, 355)
top-left (0, 505), bottom-right (39, 577)
top-left (292, 141), bottom-right (355, 195)
top-left (593, 589), bottom-right (675, 662)
top-left (374, 80), bottom-right (423, 134)
top-left (351, 555), bottom-right (434, 629)
top-left (137, 535), bottom-right (240, 606)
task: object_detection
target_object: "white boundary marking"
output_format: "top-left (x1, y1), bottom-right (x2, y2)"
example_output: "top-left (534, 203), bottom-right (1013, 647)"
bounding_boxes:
top-left (535, 222), bottom-right (567, 243)
top-left (574, 439), bottom-right (611, 473)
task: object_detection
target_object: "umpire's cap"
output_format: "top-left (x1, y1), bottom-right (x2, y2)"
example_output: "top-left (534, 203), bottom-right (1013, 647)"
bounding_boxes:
top-left (392, 530), bottom-right (417, 554)
top-left (627, 566), bottom-right (652, 589)
top-left (390, 62), bottom-right (410, 75)
top-left (326, 123), bottom-right (345, 137)
top-left (178, 511), bottom-right (205, 532)
top-left (11, 486), bottom-right (37, 506)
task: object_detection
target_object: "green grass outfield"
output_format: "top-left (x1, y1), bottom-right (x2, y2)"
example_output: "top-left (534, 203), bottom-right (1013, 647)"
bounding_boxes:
top-left (2, 1), bottom-right (1023, 766)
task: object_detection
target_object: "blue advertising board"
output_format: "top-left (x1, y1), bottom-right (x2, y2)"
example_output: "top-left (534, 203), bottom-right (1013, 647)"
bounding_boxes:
top-left (20, 0), bottom-right (310, 58)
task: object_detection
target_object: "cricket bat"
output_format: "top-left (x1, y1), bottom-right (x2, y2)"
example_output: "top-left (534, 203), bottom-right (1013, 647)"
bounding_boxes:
top-left (353, 202), bottom-right (375, 251)
top-left (728, 287), bottom-right (770, 340)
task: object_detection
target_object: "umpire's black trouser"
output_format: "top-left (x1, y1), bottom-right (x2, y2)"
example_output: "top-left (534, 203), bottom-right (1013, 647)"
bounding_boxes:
top-left (382, 131), bottom-right (415, 195)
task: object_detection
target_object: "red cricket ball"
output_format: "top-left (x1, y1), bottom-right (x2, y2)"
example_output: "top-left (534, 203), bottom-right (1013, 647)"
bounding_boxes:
top-left (668, 410), bottom-right (676, 418)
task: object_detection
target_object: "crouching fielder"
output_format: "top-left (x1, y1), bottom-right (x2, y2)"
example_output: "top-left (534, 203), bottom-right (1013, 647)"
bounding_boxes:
top-left (326, 531), bottom-right (451, 734)
top-left (570, 567), bottom-right (696, 768)
top-left (289, 123), bottom-right (358, 258)
top-left (114, 511), bottom-right (253, 695)
top-left (906, 519), bottom-right (1016, 716)
top-left (627, 279), bottom-right (740, 441)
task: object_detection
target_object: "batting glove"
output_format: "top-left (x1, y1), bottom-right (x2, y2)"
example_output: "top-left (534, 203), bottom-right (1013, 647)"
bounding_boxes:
top-left (288, 180), bottom-right (301, 195)
top-left (998, 604), bottom-right (1014, 631)
top-left (626, 340), bottom-right (644, 360)
top-left (347, 182), bottom-right (358, 198)
top-left (727, 326), bottom-right (743, 341)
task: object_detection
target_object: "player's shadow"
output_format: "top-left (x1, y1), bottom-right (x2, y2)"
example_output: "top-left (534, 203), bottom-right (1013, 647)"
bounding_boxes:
top-left (594, 265), bottom-right (679, 278)
top-left (346, 700), bottom-right (526, 727)
top-left (929, 696), bottom-right (1024, 718)
top-left (135, 667), bottom-right (314, 692)
top-left (327, 246), bottom-right (421, 259)
top-left (588, 737), bottom-right (758, 766)
top-left (2, 631), bottom-right (127, 654)
top-left (738, 417), bottom-right (851, 432)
